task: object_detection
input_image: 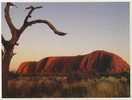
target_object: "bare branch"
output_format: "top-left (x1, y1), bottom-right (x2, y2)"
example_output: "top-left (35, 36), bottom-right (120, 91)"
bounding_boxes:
top-left (5, 3), bottom-right (18, 34)
top-left (19, 5), bottom-right (67, 36)
top-left (21, 19), bottom-right (67, 36)
top-left (15, 42), bottom-right (19, 46)
top-left (2, 35), bottom-right (10, 49)
top-left (23, 5), bottom-right (43, 25)
top-left (2, 49), bottom-right (4, 58)
top-left (7, 2), bottom-right (17, 8)
top-left (11, 52), bottom-right (16, 56)
top-left (25, 5), bottom-right (42, 10)
top-left (28, 20), bottom-right (67, 36)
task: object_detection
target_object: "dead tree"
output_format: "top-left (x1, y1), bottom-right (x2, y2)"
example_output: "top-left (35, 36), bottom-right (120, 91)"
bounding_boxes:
top-left (2, 2), bottom-right (67, 97)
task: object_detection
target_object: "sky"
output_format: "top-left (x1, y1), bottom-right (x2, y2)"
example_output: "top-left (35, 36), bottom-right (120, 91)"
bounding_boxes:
top-left (2, 2), bottom-right (129, 71)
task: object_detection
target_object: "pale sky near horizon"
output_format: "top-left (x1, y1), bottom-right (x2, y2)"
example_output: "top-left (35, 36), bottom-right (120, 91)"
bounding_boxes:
top-left (2, 2), bottom-right (129, 71)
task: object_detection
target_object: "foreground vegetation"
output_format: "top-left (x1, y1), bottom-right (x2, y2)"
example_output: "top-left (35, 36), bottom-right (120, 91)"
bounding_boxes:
top-left (8, 72), bottom-right (130, 98)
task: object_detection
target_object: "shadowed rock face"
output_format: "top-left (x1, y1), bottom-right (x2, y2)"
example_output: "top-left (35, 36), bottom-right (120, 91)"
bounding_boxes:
top-left (17, 50), bottom-right (129, 75)
top-left (80, 50), bottom-right (129, 74)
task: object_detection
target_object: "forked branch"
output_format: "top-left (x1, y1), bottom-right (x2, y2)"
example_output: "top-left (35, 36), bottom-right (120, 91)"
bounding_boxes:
top-left (5, 3), bottom-right (18, 35)
top-left (24, 5), bottom-right (43, 24)
top-left (4, 2), bottom-right (67, 50)
top-left (20, 5), bottom-right (67, 36)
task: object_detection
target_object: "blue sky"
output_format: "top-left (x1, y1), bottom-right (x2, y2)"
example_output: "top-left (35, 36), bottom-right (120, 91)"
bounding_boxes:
top-left (2, 2), bottom-right (129, 71)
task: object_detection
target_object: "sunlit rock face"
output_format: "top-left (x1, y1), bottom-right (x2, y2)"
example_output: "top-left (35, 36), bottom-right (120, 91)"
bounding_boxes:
top-left (17, 61), bottom-right (37, 74)
top-left (39, 56), bottom-right (83, 74)
top-left (17, 50), bottom-right (129, 75)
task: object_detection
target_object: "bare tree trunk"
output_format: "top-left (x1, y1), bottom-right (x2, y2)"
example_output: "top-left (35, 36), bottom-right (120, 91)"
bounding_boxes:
top-left (2, 49), bottom-right (13, 97)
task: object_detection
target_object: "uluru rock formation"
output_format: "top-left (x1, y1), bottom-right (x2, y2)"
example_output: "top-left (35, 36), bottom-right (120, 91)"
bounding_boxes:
top-left (17, 50), bottom-right (129, 76)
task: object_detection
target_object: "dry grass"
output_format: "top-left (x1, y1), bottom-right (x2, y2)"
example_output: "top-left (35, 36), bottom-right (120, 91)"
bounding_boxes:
top-left (7, 75), bottom-right (130, 98)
